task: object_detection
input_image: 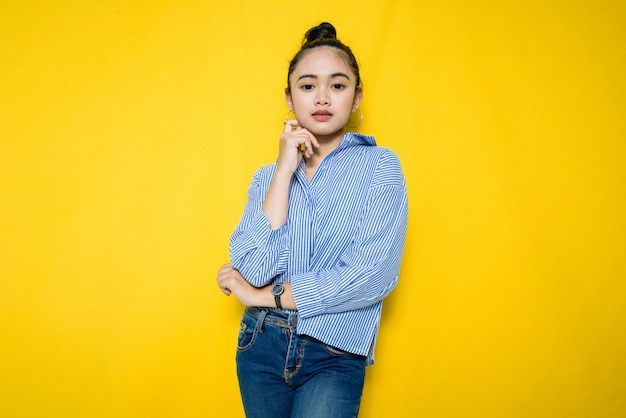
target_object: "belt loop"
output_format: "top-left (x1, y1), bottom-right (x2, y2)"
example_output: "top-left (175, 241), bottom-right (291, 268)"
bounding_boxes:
top-left (254, 308), bottom-right (267, 333)
top-left (288, 313), bottom-right (298, 328)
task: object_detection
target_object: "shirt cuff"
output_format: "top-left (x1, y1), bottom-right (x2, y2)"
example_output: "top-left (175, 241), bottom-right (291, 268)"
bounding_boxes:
top-left (291, 271), bottom-right (325, 318)
top-left (251, 210), bottom-right (289, 250)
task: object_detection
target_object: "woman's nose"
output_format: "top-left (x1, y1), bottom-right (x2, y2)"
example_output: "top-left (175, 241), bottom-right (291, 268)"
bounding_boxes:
top-left (315, 92), bottom-right (330, 105)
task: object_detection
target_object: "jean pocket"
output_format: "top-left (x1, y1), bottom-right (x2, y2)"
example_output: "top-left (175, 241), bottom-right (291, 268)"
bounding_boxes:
top-left (237, 315), bottom-right (260, 352)
top-left (323, 343), bottom-right (355, 357)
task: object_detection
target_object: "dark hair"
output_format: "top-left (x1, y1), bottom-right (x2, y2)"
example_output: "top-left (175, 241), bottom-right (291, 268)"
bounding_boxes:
top-left (285, 22), bottom-right (362, 94)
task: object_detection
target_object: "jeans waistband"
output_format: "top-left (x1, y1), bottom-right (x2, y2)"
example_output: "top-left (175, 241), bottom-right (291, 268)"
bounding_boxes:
top-left (245, 306), bottom-right (298, 328)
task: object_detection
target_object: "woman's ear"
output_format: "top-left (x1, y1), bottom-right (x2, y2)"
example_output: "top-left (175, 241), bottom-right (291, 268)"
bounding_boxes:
top-left (285, 93), bottom-right (293, 111)
top-left (352, 88), bottom-right (363, 111)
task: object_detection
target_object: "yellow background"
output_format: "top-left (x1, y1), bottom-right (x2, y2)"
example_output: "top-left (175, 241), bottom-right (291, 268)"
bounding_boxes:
top-left (1, 1), bottom-right (625, 417)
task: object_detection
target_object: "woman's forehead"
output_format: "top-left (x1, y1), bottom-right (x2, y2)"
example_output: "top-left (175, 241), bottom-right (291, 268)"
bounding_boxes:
top-left (291, 47), bottom-right (354, 78)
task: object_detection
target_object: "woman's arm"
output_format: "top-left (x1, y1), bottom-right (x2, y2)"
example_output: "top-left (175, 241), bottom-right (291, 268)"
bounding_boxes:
top-left (228, 170), bottom-right (290, 287)
top-left (224, 152), bottom-right (407, 314)
top-left (291, 151), bottom-right (409, 318)
top-left (217, 263), bottom-right (296, 309)
top-left (229, 121), bottom-right (319, 286)
top-left (262, 120), bottom-right (319, 229)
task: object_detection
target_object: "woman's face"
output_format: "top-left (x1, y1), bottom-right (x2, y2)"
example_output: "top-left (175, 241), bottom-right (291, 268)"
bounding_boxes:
top-left (286, 47), bottom-right (362, 139)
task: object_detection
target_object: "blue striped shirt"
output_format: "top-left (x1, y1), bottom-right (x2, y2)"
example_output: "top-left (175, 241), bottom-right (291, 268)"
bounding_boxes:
top-left (230, 132), bottom-right (408, 364)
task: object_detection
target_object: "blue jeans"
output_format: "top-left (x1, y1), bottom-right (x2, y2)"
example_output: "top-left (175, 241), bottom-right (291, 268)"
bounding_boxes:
top-left (236, 306), bottom-right (367, 418)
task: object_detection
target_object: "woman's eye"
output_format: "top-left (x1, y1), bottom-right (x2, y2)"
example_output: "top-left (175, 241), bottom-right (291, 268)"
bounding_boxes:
top-left (301, 84), bottom-right (314, 91)
top-left (332, 84), bottom-right (345, 90)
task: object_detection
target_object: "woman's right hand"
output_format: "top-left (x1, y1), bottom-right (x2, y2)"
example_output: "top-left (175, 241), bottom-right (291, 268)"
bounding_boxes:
top-left (276, 119), bottom-right (319, 176)
top-left (262, 119), bottom-right (318, 229)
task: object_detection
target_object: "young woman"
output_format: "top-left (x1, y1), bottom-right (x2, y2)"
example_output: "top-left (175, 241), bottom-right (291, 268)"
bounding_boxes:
top-left (217, 22), bottom-right (408, 417)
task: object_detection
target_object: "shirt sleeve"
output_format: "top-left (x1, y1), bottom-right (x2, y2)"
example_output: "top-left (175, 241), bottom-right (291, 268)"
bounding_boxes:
top-left (291, 150), bottom-right (409, 318)
top-left (229, 166), bottom-right (290, 287)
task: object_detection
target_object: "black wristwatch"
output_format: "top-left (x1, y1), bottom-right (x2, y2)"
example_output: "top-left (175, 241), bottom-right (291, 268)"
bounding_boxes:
top-left (271, 284), bottom-right (285, 309)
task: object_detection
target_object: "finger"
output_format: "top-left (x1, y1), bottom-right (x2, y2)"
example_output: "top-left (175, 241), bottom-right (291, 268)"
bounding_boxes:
top-left (216, 273), bottom-right (232, 296)
top-left (301, 135), bottom-right (315, 158)
top-left (219, 283), bottom-right (232, 296)
top-left (216, 270), bottom-right (230, 285)
top-left (218, 263), bottom-right (233, 275)
top-left (304, 130), bottom-right (320, 149)
top-left (293, 128), bottom-right (319, 153)
top-left (283, 119), bottom-right (299, 134)
top-left (283, 133), bottom-right (308, 155)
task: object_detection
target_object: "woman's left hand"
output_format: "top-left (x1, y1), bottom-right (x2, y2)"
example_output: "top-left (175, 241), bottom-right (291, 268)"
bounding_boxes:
top-left (216, 263), bottom-right (262, 306)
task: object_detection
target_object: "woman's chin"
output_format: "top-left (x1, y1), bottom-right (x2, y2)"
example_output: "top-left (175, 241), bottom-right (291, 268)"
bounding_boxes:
top-left (305, 125), bottom-right (346, 139)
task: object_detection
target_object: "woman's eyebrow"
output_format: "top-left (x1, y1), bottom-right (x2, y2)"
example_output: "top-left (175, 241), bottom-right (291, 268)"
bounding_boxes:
top-left (330, 72), bottom-right (351, 80)
top-left (297, 72), bottom-right (351, 81)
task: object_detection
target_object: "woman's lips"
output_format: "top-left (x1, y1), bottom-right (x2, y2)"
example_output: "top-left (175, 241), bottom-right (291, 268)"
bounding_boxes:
top-left (312, 111), bottom-right (332, 121)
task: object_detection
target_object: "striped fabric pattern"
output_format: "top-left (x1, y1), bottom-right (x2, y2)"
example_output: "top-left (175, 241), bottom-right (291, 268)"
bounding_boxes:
top-left (230, 132), bottom-right (408, 364)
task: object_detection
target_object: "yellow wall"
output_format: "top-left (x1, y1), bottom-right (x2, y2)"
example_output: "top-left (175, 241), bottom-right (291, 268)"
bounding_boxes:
top-left (1, 1), bottom-right (624, 417)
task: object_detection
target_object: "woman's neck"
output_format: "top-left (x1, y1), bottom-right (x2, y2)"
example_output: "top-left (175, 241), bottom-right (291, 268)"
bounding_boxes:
top-left (309, 130), bottom-right (344, 162)
top-left (304, 129), bottom-right (345, 180)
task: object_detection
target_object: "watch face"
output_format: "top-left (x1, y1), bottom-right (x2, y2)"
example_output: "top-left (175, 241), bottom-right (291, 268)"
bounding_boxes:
top-left (272, 284), bottom-right (284, 296)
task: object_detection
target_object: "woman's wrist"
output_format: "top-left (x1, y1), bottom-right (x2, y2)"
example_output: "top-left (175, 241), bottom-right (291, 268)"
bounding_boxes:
top-left (273, 166), bottom-right (295, 182)
top-left (246, 283), bottom-right (295, 310)
top-left (255, 285), bottom-right (277, 308)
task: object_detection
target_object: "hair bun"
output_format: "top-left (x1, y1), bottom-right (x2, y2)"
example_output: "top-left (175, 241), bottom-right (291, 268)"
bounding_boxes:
top-left (304, 22), bottom-right (337, 44)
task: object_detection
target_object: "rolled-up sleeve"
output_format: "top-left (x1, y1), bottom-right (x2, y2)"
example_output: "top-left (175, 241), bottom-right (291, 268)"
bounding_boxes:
top-left (229, 166), bottom-right (290, 287)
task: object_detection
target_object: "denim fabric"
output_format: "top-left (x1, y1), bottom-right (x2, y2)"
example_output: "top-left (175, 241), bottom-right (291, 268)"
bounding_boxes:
top-left (236, 307), bottom-right (367, 418)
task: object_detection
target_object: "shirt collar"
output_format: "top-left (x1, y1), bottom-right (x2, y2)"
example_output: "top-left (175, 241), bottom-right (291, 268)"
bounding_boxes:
top-left (337, 132), bottom-right (377, 149)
